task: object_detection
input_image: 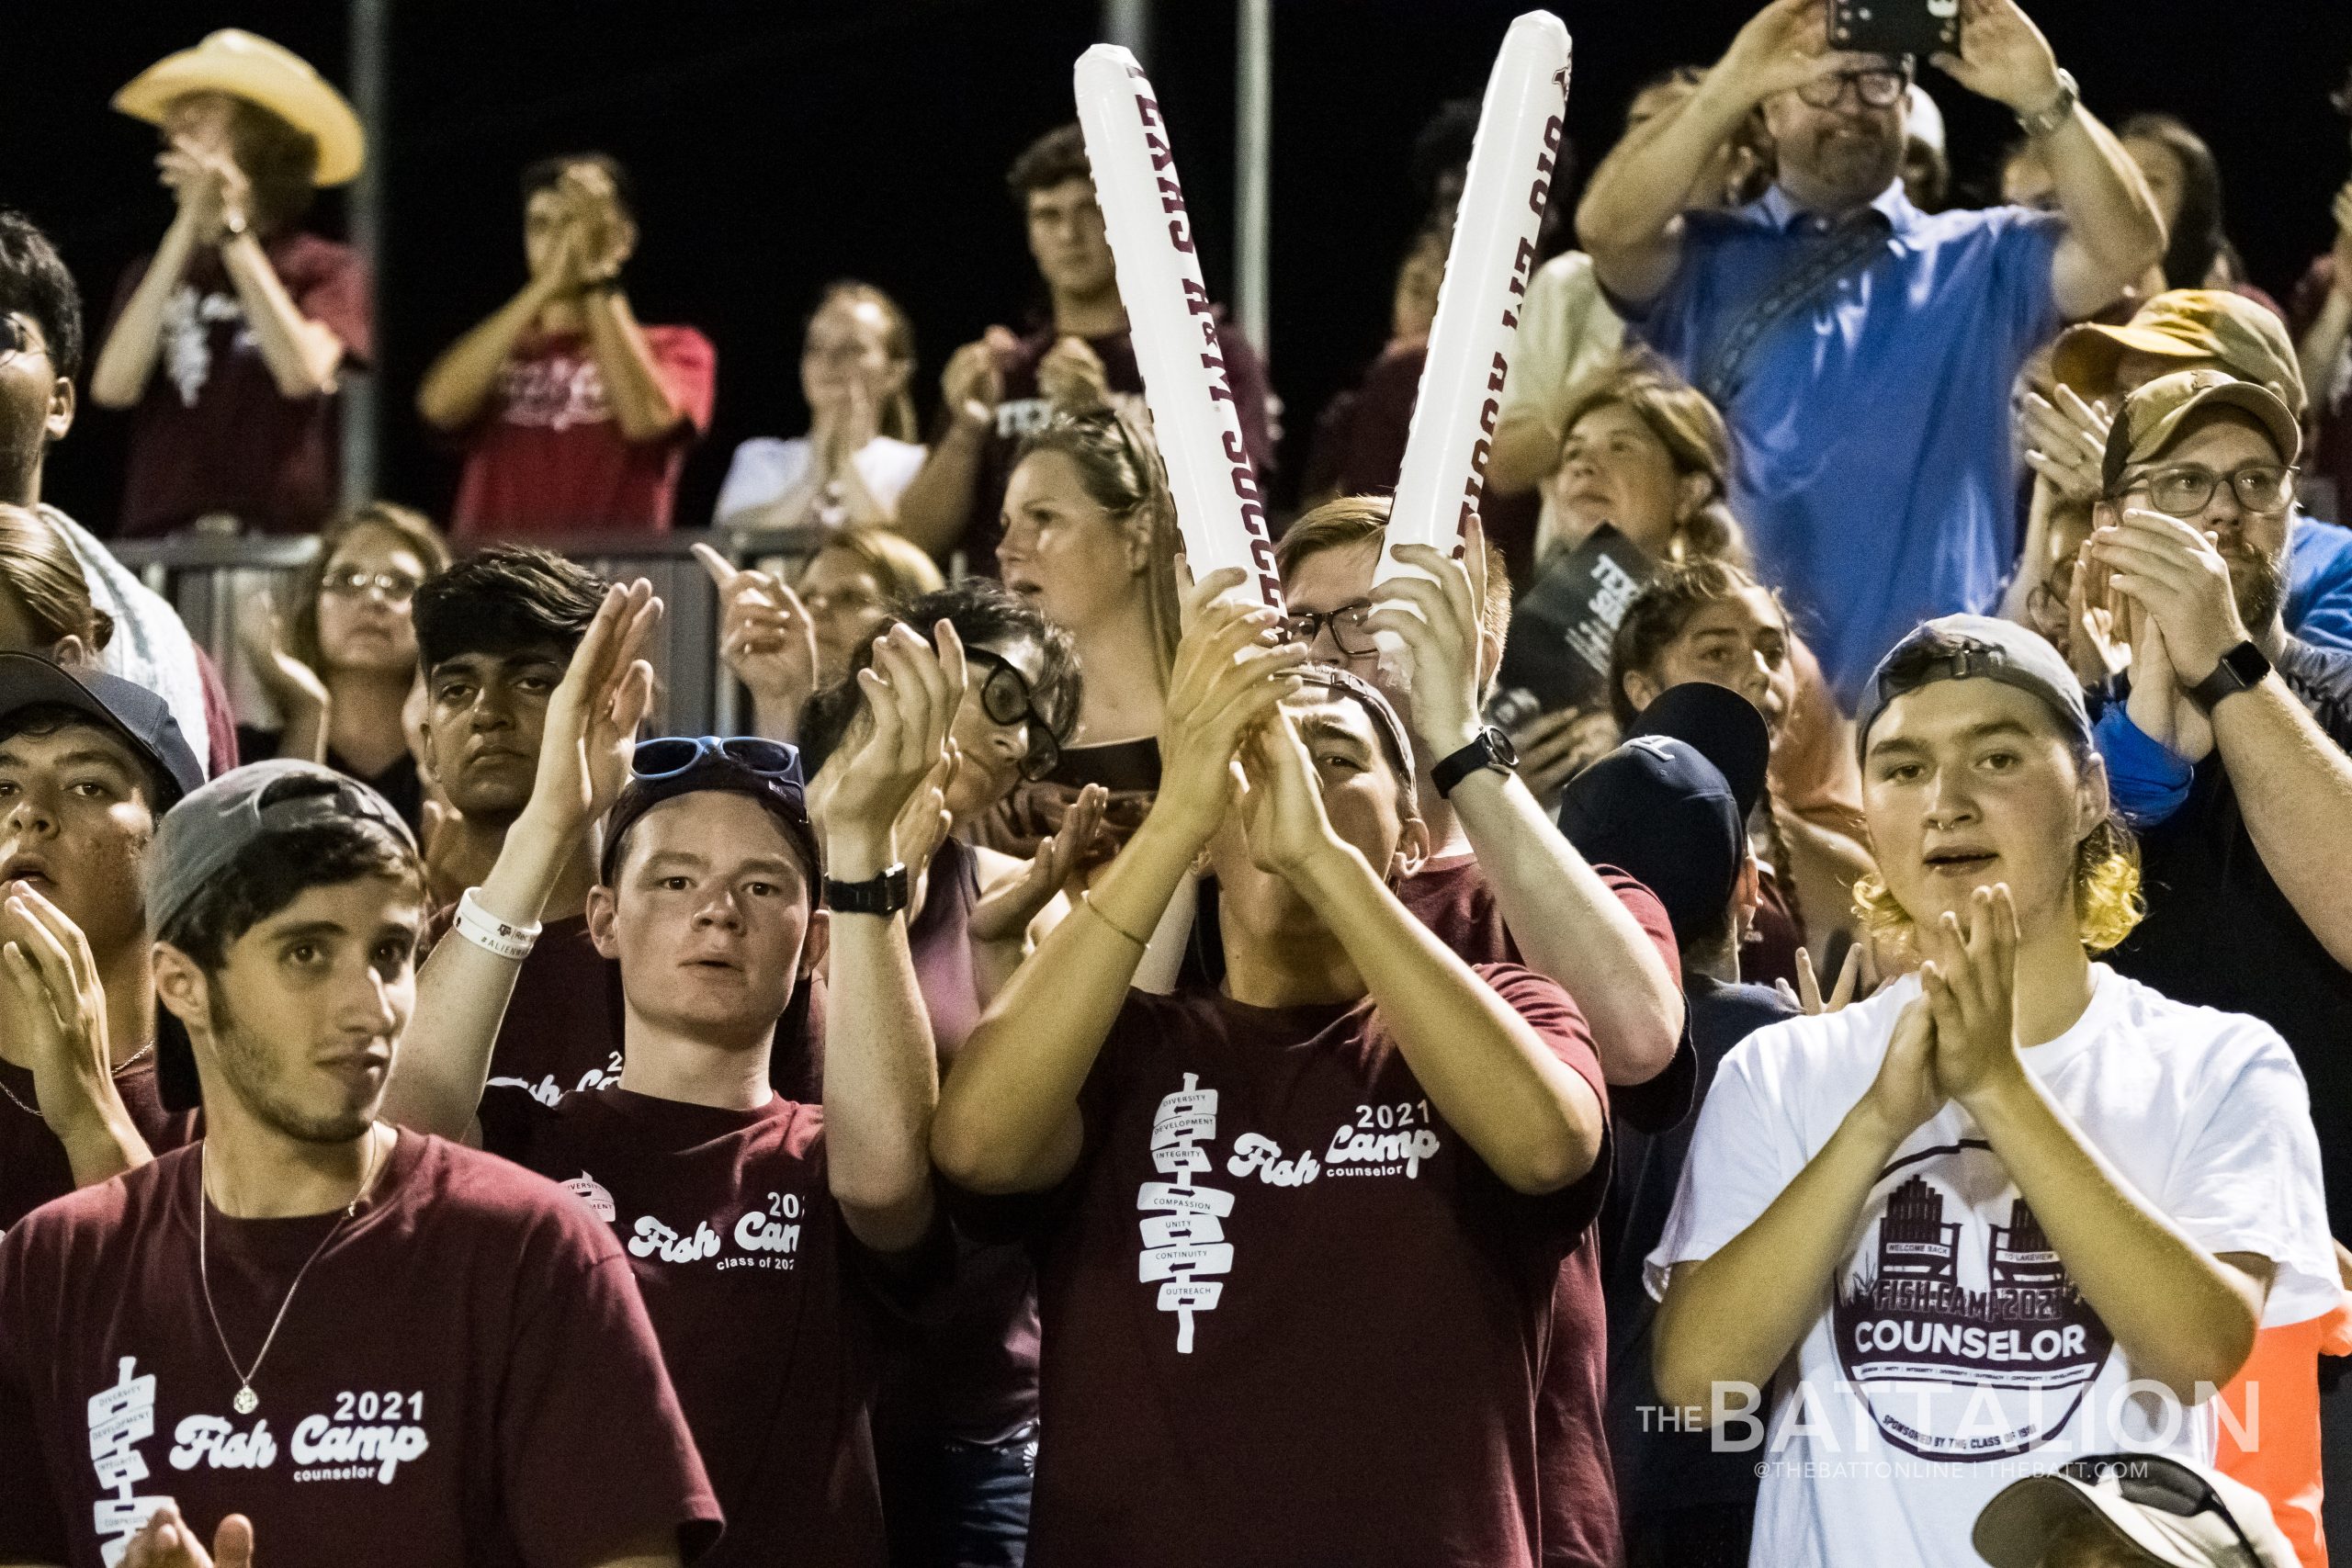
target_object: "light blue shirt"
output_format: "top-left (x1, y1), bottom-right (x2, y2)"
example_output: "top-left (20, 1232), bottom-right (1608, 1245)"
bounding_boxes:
top-left (1627, 183), bottom-right (2068, 705)
top-left (2288, 509), bottom-right (2352, 653)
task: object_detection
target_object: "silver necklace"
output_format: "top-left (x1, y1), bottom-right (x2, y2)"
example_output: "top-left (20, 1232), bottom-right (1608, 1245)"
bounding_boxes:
top-left (198, 1126), bottom-right (384, 1416)
top-left (0, 1041), bottom-right (157, 1117)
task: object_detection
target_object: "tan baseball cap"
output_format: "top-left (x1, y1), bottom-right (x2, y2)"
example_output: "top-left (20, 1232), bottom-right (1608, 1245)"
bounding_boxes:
top-left (1973, 1454), bottom-right (2297, 1568)
top-left (2052, 290), bottom-right (2306, 418)
top-left (2101, 368), bottom-right (2301, 494)
top-left (114, 29), bottom-right (365, 187)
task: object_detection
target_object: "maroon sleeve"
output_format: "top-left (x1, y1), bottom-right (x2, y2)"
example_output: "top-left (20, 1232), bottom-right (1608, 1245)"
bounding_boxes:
top-left (1215, 321), bottom-right (1277, 478)
top-left (193, 645), bottom-right (239, 777)
top-left (474, 1082), bottom-right (549, 1162)
top-left (498, 1210), bottom-right (722, 1564)
top-left (1462, 963), bottom-right (1613, 1256)
top-left (649, 326), bottom-right (718, 436)
top-left (291, 240), bottom-right (374, 367)
top-left (0, 1232), bottom-right (71, 1564)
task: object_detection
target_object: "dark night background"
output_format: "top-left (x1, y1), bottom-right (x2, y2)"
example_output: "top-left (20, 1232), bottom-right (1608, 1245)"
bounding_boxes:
top-left (7, 0), bottom-right (2349, 536)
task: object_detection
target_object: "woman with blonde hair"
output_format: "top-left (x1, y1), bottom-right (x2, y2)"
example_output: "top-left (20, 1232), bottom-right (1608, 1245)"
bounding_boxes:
top-left (0, 504), bottom-right (112, 663)
top-left (715, 280), bottom-right (927, 531)
top-left (1542, 348), bottom-right (1747, 565)
top-left (239, 500), bottom-right (449, 828)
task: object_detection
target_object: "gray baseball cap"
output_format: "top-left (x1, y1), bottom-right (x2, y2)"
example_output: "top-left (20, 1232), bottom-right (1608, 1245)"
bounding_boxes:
top-left (147, 761), bottom-right (418, 1111)
top-left (1855, 615), bottom-right (2091, 761)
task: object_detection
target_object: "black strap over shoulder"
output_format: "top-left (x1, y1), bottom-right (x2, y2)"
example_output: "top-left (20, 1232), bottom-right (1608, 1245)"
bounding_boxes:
top-left (1692, 209), bottom-right (1892, 409)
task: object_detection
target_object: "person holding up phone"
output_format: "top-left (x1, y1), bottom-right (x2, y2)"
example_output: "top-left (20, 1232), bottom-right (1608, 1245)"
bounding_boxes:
top-left (1577, 0), bottom-right (2164, 711)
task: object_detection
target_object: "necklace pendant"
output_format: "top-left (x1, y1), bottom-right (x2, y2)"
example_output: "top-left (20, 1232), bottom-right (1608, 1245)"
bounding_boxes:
top-left (233, 1385), bottom-right (258, 1416)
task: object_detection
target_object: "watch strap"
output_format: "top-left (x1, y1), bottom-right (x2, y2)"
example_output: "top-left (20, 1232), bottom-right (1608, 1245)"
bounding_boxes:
top-left (1431, 728), bottom-right (1518, 800)
top-left (2016, 68), bottom-right (2079, 139)
top-left (2185, 640), bottom-right (2270, 712)
top-left (825, 863), bottom-right (910, 917)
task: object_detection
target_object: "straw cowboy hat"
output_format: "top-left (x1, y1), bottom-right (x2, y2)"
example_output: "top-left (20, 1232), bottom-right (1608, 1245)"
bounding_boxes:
top-left (113, 29), bottom-right (365, 186)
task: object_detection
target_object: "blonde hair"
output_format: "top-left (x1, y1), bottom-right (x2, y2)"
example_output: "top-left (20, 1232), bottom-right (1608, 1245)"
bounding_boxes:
top-left (0, 503), bottom-right (110, 654)
top-left (1274, 493), bottom-right (1513, 654)
top-left (290, 502), bottom-right (451, 673)
top-left (1853, 815), bottom-right (2145, 955)
top-left (809, 524), bottom-right (945, 604)
top-left (1013, 406), bottom-right (1183, 689)
top-left (809, 281), bottom-right (919, 445)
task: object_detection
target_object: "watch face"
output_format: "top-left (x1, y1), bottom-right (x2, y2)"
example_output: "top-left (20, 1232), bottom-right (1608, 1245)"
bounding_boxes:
top-left (2221, 642), bottom-right (2270, 687)
top-left (1485, 727), bottom-right (1520, 770)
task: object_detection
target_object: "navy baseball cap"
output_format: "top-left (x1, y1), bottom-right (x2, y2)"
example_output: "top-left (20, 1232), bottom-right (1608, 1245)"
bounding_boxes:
top-left (1625, 681), bottom-right (1771, 825)
top-left (1558, 733), bottom-right (1746, 947)
top-left (0, 652), bottom-right (205, 808)
top-left (601, 737), bottom-right (817, 886)
top-left (146, 760), bottom-right (421, 1112)
top-left (1856, 615), bottom-right (2092, 761)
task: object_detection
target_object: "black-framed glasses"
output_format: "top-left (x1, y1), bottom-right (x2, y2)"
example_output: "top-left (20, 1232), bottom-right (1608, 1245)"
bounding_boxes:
top-left (2124, 462), bottom-right (2298, 517)
top-left (2055, 1456), bottom-right (2266, 1563)
top-left (1795, 67), bottom-right (1910, 109)
top-left (966, 647), bottom-right (1060, 783)
top-left (0, 317), bottom-right (44, 369)
top-left (322, 567), bottom-right (425, 604)
top-left (633, 735), bottom-right (805, 786)
top-left (1283, 601), bottom-right (1377, 660)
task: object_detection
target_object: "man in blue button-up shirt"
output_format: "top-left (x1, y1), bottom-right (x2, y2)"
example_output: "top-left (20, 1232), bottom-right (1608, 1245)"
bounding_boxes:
top-left (1577, 0), bottom-right (2164, 708)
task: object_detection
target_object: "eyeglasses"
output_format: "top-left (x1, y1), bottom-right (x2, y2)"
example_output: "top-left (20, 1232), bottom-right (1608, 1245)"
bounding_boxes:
top-left (2123, 462), bottom-right (2298, 517)
top-left (966, 647), bottom-right (1061, 782)
top-left (2055, 1457), bottom-right (2266, 1563)
top-left (632, 735), bottom-right (804, 785)
top-left (0, 317), bottom-right (46, 369)
top-left (322, 568), bottom-right (425, 604)
top-left (1283, 601), bottom-right (1377, 660)
top-left (1795, 67), bottom-right (1910, 109)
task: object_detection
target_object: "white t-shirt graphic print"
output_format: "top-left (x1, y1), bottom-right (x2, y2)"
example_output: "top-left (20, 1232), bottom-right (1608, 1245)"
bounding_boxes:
top-left (1647, 964), bottom-right (2337, 1568)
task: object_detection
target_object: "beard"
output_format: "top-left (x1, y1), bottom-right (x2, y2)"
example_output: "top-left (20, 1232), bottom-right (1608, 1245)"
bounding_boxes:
top-left (207, 990), bottom-right (383, 1145)
top-left (2222, 543), bottom-right (2287, 635)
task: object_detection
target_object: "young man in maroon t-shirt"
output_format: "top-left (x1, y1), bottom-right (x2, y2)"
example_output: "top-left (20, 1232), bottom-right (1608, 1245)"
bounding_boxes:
top-left (895, 123), bottom-right (1273, 575)
top-left (0, 656), bottom-right (210, 1232)
top-left (386, 585), bottom-right (958, 1568)
top-left (418, 154), bottom-right (716, 540)
top-left (933, 574), bottom-right (1612, 1567)
top-left (0, 749), bottom-right (718, 1568)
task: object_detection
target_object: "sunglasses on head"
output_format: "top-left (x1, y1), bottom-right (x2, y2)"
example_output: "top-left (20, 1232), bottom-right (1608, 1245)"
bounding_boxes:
top-left (631, 735), bottom-right (804, 785)
top-left (965, 647), bottom-right (1060, 783)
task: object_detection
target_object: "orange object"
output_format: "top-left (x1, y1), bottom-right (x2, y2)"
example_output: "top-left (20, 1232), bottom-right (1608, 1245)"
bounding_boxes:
top-left (2216, 1301), bottom-right (2352, 1568)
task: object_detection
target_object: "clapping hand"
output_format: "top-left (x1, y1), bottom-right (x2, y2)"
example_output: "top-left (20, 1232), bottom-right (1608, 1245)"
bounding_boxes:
top-left (1778, 942), bottom-right (1864, 1015)
top-left (942, 332), bottom-right (1012, 427)
top-left (0, 886), bottom-right (115, 1141)
top-left (1917, 884), bottom-right (2027, 1111)
top-left (822, 622), bottom-right (967, 879)
top-left (2018, 385), bottom-right (2111, 504)
top-left (1036, 335), bottom-right (1113, 412)
top-left (970, 784), bottom-right (1107, 946)
top-left (237, 591), bottom-right (331, 729)
top-left (159, 135), bottom-right (250, 240)
top-left (695, 543), bottom-right (820, 730)
top-left (558, 161), bottom-right (637, 284)
top-left (125, 1506), bottom-right (253, 1568)
top-left (525, 579), bottom-right (662, 837)
top-left (1235, 705), bottom-right (1347, 881)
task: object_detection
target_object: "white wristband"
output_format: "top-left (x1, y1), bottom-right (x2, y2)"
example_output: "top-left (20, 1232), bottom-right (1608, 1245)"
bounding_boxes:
top-left (453, 887), bottom-right (540, 963)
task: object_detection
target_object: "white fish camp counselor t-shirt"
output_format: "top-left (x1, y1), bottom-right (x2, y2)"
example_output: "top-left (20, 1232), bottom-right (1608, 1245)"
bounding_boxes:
top-left (1647, 963), bottom-right (2339, 1568)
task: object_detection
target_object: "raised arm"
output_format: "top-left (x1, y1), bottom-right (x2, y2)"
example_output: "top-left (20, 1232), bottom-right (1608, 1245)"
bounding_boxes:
top-left (0, 887), bottom-right (152, 1188)
top-left (893, 332), bottom-right (1010, 557)
top-left (1576, 0), bottom-right (1826, 306)
top-left (1934, 0), bottom-right (2163, 320)
top-left (88, 139), bottom-right (220, 410)
top-left (416, 264), bottom-right (571, 432)
top-left (694, 543), bottom-right (819, 745)
top-left (1369, 527), bottom-right (1683, 1085)
top-left (2300, 186), bottom-right (2352, 407)
top-left (383, 581), bottom-right (661, 1140)
top-left (932, 574), bottom-right (1304, 1192)
top-left (1924, 887), bottom-right (2267, 1397)
top-left (820, 621), bottom-right (966, 1252)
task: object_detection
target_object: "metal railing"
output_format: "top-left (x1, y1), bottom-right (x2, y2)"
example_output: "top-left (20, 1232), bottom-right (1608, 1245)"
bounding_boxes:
top-left (108, 525), bottom-right (835, 739)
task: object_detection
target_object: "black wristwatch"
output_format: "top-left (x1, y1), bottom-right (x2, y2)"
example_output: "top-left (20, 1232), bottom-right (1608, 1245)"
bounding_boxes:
top-left (2185, 640), bottom-right (2272, 712)
top-left (824, 863), bottom-right (910, 917)
top-left (1431, 728), bottom-right (1520, 799)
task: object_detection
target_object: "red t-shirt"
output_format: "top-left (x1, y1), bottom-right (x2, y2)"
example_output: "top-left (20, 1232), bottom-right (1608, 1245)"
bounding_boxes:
top-left (0, 1131), bottom-right (718, 1568)
top-left (449, 325), bottom-right (717, 539)
top-left (1394, 852), bottom-right (1689, 1568)
top-left (989, 965), bottom-right (1609, 1568)
top-left (109, 233), bottom-right (373, 537)
top-left (0, 1058), bottom-right (193, 1235)
top-left (476, 1086), bottom-right (915, 1568)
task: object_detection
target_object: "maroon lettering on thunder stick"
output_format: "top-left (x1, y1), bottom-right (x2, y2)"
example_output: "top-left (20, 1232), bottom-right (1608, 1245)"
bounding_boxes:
top-left (1379, 11), bottom-right (1572, 592)
top-left (1075, 46), bottom-right (1284, 612)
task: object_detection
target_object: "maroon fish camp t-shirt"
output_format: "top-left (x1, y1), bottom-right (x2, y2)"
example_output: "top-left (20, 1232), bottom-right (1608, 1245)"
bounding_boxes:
top-left (0, 1132), bottom-right (718, 1568)
top-left (480, 914), bottom-right (627, 1106)
top-left (1004, 964), bottom-right (1610, 1568)
top-left (479, 1086), bottom-right (916, 1568)
top-left (0, 1059), bottom-right (194, 1234)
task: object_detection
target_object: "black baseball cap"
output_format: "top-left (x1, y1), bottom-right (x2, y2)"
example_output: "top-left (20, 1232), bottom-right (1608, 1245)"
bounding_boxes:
top-left (0, 653), bottom-right (206, 808)
top-left (1625, 681), bottom-right (1771, 825)
top-left (1558, 733), bottom-right (1747, 947)
top-left (600, 737), bottom-right (818, 886)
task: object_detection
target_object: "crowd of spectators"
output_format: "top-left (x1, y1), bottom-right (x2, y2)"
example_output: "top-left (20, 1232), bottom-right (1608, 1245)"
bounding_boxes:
top-left (4, 9), bottom-right (2352, 1568)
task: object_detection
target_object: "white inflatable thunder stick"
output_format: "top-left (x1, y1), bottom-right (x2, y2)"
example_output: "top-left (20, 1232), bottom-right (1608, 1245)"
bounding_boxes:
top-left (1074, 45), bottom-right (1283, 611)
top-left (1376, 11), bottom-right (1572, 590)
